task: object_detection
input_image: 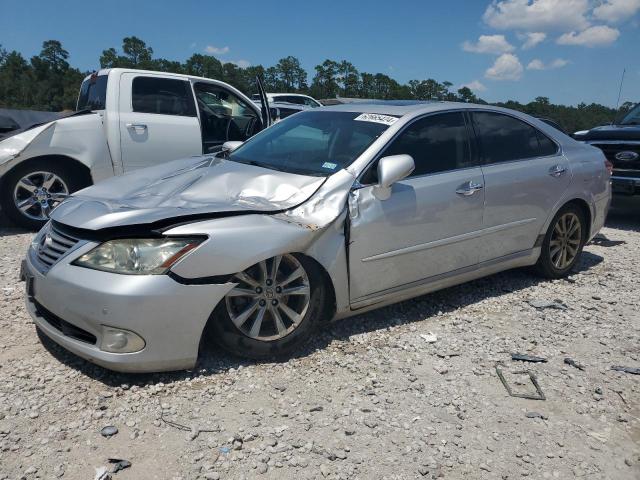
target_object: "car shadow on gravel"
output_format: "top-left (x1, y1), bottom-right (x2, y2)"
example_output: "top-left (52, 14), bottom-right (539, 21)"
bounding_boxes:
top-left (36, 249), bottom-right (604, 388)
top-left (606, 195), bottom-right (640, 232)
top-left (0, 213), bottom-right (30, 237)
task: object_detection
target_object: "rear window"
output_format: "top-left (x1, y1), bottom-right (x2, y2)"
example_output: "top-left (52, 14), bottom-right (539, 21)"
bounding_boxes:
top-left (77, 75), bottom-right (108, 111)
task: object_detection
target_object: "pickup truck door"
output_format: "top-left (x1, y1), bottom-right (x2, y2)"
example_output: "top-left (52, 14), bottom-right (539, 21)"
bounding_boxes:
top-left (118, 72), bottom-right (202, 171)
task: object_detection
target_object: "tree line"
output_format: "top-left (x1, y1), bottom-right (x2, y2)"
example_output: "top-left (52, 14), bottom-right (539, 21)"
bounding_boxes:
top-left (0, 37), bottom-right (633, 133)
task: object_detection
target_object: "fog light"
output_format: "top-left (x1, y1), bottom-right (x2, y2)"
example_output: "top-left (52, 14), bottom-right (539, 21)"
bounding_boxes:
top-left (100, 326), bottom-right (146, 353)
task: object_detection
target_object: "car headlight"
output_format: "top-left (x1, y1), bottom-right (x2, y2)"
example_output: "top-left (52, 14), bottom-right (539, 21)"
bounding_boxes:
top-left (73, 237), bottom-right (203, 275)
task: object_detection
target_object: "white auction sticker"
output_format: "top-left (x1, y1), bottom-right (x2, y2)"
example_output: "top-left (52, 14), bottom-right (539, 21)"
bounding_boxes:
top-left (353, 113), bottom-right (398, 126)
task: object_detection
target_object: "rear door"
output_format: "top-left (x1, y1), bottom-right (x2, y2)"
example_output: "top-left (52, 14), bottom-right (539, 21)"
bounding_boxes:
top-left (471, 111), bottom-right (571, 262)
top-left (348, 111), bottom-right (485, 302)
top-left (119, 73), bottom-right (202, 171)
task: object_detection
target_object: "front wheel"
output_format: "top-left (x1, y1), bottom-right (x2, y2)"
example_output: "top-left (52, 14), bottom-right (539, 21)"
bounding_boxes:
top-left (535, 204), bottom-right (586, 279)
top-left (205, 254), bottom-right (327, 359)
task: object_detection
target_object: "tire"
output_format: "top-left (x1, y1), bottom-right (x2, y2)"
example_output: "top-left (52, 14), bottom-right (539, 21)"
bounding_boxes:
top-left (0, 160), bottom-right (88, 230)
top-left (535, 204), bottom-right (587, 279)
top-left (205, 254), bottom-right (327, 360)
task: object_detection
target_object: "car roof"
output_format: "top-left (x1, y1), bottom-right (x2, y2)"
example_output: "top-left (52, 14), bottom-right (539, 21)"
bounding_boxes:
top-left (320, 101), bottom-right (527, 118)
top-left (267, 93), bottom-right (312, 97)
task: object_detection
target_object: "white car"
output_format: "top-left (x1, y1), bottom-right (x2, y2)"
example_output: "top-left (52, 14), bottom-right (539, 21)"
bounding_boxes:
top-left (0, 68), bottom-right (272, 229)
top-left (251, 93), bottom-right (322, 108)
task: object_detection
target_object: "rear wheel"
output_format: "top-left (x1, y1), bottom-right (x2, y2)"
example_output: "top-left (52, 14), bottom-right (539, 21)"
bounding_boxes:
top-left (1, 161), bottom-right (87, 230)
top-left (206, 254), bottom-right (327, 359)
top-left (535, 204), bottom-right (586, 278)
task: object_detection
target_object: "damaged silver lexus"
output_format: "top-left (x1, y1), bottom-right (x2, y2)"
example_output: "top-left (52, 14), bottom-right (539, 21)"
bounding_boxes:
top-left (23, 102), bottom-right (611, 372)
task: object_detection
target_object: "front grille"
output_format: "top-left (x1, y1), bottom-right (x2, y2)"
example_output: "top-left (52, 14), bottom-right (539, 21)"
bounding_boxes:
top-left (590, 143), bottom-right (640, 176)
top-left (33, 299), bottom-right (97, 345)
top-left (35, 223), bottom-right (80, 269)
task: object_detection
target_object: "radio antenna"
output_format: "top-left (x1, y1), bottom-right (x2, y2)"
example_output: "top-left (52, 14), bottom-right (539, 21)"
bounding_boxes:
top-left (614, 68), bottom-right (626, 121)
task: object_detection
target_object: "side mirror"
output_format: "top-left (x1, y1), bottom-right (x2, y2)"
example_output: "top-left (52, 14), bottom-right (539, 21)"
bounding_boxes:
top-left (374, 154), bottom-right (414, 199)
top-left (222, 141), bottom-right (243, 153)
top-left (269, 107), bottom-right (281, 122)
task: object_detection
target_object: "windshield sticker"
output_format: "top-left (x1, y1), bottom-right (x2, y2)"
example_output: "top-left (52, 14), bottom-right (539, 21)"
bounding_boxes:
top-left (322, 162), bottom-right (338, 170)
top-left (354, 113), bottom-right (398, 126)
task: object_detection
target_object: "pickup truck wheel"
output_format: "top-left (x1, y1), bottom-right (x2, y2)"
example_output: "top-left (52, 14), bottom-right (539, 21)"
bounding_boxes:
top-left (534, 204), bottom-right (586, 279)
top-left (1, 162), bottom-right (85, 230)
top-left (205, 254), bottom-right (327, 360)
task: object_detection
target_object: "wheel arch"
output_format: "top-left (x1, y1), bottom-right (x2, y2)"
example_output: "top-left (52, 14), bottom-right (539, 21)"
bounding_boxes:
top-left (0, 154), bottom-right (94, 192)
top-left (294, 252), bottom-right (337, 323)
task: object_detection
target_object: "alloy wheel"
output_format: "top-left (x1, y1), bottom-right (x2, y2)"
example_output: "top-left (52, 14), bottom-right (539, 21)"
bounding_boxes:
top-left (225, 255), bottom-right (311, 341)
top-left (13, 171), bottom-right (69, 221)
top-left (549, 212), bottom-right (582, 269)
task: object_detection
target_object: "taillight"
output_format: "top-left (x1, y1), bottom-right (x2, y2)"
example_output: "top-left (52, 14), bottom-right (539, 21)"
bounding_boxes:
top-left (604, 159), bottom-right (613, 175)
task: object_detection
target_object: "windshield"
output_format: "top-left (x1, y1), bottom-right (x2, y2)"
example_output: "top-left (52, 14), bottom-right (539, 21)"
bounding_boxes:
top-left (619, 103), bottom-right (640, 125)
top-left (228, 111), bottom-right (394, 176)
top-left (77, 74), bottom-right (108, 111)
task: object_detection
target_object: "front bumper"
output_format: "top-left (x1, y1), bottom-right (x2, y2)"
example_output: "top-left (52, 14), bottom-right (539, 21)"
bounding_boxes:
top-left (23, 251), bottom-right (234, 373)
top-left (611, 175), bottom-right (640, 195)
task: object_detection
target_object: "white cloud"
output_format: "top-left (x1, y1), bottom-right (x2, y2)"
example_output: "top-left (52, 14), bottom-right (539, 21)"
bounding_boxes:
top-left (462, 34), bottom-right (515, 54)
top-left (484, 0), bottom-right (590, 31)
top-left (229, 59), bottom-right (251, 68)
top-left (526, 58), bottom-right (569, 70)
top-left (557, 25), bottom-right (620, 47)
top-left (485, 53), bottom-right (524, 80)
top-left (460, 80), bottom-right (487, 92)
top-left (593, 0), bottom-right (640, 23)
top-left (518, 32), bottom-right (546, 49)
top-left (204, 45), bottom-right (230, 55)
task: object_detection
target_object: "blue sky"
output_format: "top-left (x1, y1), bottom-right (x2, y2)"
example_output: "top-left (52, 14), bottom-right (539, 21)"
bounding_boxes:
top-left (1, 0), bottom-right (639, 106)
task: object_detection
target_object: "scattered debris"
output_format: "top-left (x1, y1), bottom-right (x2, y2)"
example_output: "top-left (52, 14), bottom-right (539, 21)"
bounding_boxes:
top-left (511, 353), bottom-right (547, 363)
top-left (527, 299), bottom-right (567, 310)
top-left (496, 367), bottom-right (546, 401)
top-left (108, 459), bottom-right (131, 474)
top-left (436, 351), bottom-right (461, 358)
top-left (525, 412), bottom-right (548, 420)
top-left (100, 426), bottom-right (118, 438)
top-left (564, 357), bottom-right (586, 371)
top-left (595, 387), bottom-right (603, 395)
top-left (160, 409), bottom-right (219, 439)
top-left (611, 365), bottom-right (640, 375)
top-left (94, 466), bottom-right (110, 480)
top-left (419, 332), bottom-right (437, 343)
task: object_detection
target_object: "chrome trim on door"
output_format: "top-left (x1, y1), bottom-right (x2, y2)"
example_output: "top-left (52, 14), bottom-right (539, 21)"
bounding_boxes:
top-left (361, 218), bottom-right (537, 263)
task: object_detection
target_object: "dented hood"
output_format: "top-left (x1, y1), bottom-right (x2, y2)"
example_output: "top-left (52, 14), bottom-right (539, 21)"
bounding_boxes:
top-left (50, 156), bottom-right (326, 230)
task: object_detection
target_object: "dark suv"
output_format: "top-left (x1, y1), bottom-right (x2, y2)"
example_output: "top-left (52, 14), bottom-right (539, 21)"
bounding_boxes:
top-left (574, 103), bottom-right (640, 195)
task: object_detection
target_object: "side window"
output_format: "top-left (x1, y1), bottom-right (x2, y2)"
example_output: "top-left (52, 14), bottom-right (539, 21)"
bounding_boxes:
top-left (131, 77), bottom-right (196, 116)
top-left (304, 97), bottom-right (320, 107)
top-left (536, 130), bottom-right (558, 156)
top-left (194, 83), bottom-right (260, 149)
top-left (382, 112), bottom-right (473, 178)
top-left (472, 111), bottom-right (557, 164)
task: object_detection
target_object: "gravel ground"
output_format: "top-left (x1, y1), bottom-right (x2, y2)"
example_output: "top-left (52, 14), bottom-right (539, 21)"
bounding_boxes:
top-left (0, 199), bottom-right (638, 480)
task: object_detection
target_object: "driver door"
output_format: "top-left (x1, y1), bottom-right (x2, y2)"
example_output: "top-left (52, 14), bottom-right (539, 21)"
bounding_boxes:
top-left (348, 112), bottom-right (485, 303)
top-left (193, 82), bottom-right (262, 153)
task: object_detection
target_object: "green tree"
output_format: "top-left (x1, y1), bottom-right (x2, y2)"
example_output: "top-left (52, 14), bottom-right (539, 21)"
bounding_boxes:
top-left (274, 56), bottom-right (307, 91)
top-left (310, 60), bottom-right (340, 98)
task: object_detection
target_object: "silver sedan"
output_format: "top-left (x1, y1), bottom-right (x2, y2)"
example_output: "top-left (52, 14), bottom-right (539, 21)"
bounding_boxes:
top-left (23, 102), bottom-right (611, 372)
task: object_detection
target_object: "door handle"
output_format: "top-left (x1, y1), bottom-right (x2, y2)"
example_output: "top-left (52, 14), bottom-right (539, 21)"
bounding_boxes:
top-left (456, 181), bottom-right (484, 196)
top-left (548, 165), bottom-right (567, 177)
top-left (126, 123), bottom-right (147, 132)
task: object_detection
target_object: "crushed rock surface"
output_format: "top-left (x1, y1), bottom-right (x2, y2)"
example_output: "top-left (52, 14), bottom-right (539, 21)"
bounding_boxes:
top-left (0, 203), bottom-right (638, 480)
